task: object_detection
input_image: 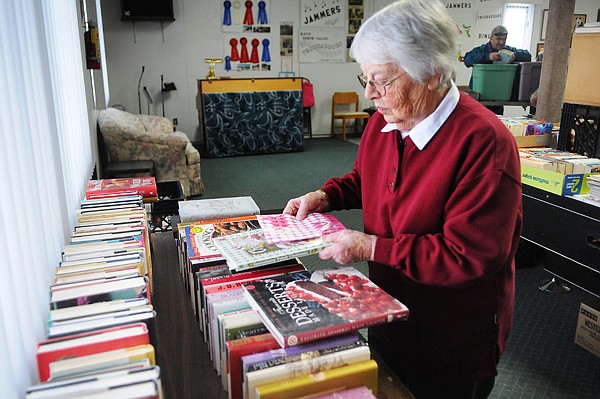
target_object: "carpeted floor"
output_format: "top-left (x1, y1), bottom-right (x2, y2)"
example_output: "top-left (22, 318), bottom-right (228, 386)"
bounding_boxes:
top-left (193, 137), bottom-right (599, 398)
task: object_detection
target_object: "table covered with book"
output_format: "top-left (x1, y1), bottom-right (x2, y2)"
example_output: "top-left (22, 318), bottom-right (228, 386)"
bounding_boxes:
top-left (175, 196), bottom-right (415, 399)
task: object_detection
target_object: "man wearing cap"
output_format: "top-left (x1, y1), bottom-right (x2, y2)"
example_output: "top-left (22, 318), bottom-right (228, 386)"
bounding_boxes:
top-left (464, 25), bottom-right (532, 114)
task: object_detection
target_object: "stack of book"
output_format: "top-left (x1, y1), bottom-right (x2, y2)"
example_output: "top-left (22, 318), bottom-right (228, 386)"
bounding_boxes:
top-left (25, 183), bottom-right (162, 398)
top-left (576, 174), bottom-right (600, 206)
top-left (498, 116), bottom-right (553, 137)
top-left (174, 196), bottom-right (410, 399)
top-left (519, 148), bottom-right (600, 174)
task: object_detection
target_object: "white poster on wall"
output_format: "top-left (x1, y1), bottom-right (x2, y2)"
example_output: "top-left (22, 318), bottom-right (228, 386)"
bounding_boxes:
top-left (300, 0), bottom-right (346, 28)
top-left (299, 29), bottom-right (345, 63)
top-left (475, 7), bottom-right (503, 41)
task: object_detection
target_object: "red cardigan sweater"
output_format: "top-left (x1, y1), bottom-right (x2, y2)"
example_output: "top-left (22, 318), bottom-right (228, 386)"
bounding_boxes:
top-left (322, 93), bottom-right (522, 383)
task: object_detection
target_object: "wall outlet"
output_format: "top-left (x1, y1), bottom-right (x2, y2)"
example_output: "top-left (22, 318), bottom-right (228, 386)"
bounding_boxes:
top-left (173, 118), bottom-right (178, 126)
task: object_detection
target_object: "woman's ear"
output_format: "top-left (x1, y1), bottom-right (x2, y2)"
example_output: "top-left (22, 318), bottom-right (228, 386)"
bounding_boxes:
top-left (427, 73), bottom-right (441, 91)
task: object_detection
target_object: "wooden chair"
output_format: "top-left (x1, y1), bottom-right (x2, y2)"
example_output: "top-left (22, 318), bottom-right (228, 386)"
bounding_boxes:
top-left (331, 92), bottom-right (371, 141)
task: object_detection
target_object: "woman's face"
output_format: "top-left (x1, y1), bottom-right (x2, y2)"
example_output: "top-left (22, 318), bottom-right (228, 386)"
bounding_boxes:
top-left (360, 62), bottom-right (442, 132)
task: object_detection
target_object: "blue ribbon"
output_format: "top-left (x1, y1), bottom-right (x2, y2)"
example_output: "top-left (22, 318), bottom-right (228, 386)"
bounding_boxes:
top-left (223, 1), bottom-right (231, 25)
top-left (257, 1), bottom-right (267, 25)
top-left (261, 38), bottom-right (270, 62)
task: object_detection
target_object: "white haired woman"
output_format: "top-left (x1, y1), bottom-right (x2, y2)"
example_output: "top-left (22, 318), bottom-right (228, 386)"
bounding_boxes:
top-left (284, 1), bottom-right (522, 398)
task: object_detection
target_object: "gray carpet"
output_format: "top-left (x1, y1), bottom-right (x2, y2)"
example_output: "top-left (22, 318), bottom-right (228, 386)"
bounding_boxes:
top-left (196, 137), bottom-right (600, 398)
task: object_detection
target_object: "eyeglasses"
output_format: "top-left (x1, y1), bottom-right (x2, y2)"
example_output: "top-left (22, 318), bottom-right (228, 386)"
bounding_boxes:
top-left (357, 73), bottom-right (403, 96)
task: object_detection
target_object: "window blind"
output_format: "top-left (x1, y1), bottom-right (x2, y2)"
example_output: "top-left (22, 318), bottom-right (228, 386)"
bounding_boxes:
top-left (0, 0), bottom-right (94, 396)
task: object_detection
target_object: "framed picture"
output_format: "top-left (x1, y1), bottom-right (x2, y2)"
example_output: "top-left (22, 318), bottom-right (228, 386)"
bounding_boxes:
top-left (573, 14), bottom-right (587, 32)
top-left (541, 9), bottom-right (548, 40)
top-left (541, 10), bottom-right (588, 41)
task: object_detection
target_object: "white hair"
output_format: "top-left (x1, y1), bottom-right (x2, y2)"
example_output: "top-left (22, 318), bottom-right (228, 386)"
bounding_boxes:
top-left (349, 0), bottom-right (458, 89)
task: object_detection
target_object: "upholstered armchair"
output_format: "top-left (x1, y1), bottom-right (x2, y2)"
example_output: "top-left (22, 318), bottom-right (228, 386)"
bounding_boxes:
top-left (97, 108), bottom-right (204, 197)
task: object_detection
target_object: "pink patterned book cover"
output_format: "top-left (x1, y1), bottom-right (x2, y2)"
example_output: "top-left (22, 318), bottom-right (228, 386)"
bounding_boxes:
top-left (257, 213), bottom-right (346, 244)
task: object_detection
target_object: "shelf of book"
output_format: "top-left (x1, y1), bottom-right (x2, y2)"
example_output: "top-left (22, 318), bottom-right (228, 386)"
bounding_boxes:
top-left (23, 181), bottom-right (169, 398)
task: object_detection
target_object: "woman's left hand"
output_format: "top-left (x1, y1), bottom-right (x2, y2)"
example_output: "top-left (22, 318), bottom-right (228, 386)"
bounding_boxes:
top-left (319, 229), bottom-right (377, 264)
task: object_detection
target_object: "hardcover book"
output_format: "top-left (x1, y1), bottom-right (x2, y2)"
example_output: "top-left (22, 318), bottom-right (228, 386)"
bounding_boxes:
top-left (199, 264), bottom-right (306, 342)
top-left (254, 359), bottom-right (378, 399)
top-left (48, 343), bottom-right (155, 381)
top-left (245, 340), bottom-right (370, 399)
top-left (225, 333), bottom-right (279, 399)
top-left (243, 266), bottom-right (409, 348)
top-left (49, 276), bottom-right (150, 310)
top-left (47, 305), bottom-right (157, 348)
top-left (241, 333), bottom-right (361, 376)
top-left (178, 196), bottom-right (260, 223)
top-left (26, 365), bottom-right (161, 399)
top-left (85, 177), bottom-right (158, 200)
top-left (36, 323), bottom-right (149, 382)
top-left (213, 229), bottom-right (327, 271)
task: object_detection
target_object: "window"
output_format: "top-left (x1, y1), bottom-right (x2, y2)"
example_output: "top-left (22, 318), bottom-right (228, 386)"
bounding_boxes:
top-left (503, 3), bottom-right (535, 51)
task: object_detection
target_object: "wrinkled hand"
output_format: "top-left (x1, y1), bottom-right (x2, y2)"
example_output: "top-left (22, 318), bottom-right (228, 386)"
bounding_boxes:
top-left (508, 52), bottom-right (516, 63)
top-left (319, 229), bottom-right (377, 264)
top-left (283, 190), bottom-right (329, 220)
top-left (489, 52), bottom-right (501, 61)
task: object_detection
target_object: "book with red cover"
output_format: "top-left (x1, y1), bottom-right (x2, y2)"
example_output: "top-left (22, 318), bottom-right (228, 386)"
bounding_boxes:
top-left (199, 265), bottom-right (307, 343)
top-left (36, 323), bottom-right (149, 382)
top-left (85, 177), bottom-right (158, 200)
top-left (243, 266), bottom-right (409, 348)
top-left (225, 333), bottom-right (279, 399)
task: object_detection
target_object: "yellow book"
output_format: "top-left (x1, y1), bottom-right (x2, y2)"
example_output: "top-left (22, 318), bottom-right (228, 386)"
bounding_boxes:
top-left (255, 359), bottom-right (378, 399)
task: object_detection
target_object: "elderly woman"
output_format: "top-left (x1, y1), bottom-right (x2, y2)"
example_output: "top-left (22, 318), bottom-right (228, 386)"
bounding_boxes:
top-left (284, 1), bottom-right (522, 398)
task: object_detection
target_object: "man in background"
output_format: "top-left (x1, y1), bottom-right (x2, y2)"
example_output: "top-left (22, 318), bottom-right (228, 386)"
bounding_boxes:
top-left (464, 25), bottom-right (532, 114)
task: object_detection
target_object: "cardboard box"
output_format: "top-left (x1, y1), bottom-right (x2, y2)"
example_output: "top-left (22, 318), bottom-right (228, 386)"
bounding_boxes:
top-left (520, 164), bottom-right (590, 195)
top-left (514, 133), bottom-right (551, 148)
top-left (575, 298), bottom-right (600, 358)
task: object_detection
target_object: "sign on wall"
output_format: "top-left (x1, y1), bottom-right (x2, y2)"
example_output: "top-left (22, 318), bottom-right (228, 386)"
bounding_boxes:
top-left (299, 28), bottom-right (345, 63)
top-left (300, 0), bottom-right (346, 28)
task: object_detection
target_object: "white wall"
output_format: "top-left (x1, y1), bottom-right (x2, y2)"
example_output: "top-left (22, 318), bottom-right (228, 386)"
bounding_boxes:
top-left (100, 0), bottom-right (599, 140)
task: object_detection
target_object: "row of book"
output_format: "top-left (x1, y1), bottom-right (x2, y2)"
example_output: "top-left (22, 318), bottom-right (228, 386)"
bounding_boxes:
top-left (498, 116), bottom-right (553, 137)
top-left (519, 147), bottom-right (600, 175)
top-left (26, 179), bottom-right (163, 398)
top-left (174, 196), bottom-right (410, 399)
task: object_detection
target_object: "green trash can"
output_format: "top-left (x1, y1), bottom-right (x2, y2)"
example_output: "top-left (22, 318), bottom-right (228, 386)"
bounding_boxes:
top-left (472, 64), bottom-right (518, 101)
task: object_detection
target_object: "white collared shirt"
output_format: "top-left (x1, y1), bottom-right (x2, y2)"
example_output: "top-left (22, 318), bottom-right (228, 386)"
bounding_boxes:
top-left (380, 82), bottom-right (460, 150)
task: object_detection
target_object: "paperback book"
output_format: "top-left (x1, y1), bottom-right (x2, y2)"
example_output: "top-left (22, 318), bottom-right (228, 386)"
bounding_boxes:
top-left (213, 229), bottom-right (327, 271)
top-left (179, 196), bottom-right (260, 223)
top-left (256, 213), bottom-right (346, 244)
top-left (243, 266), bottom-right (409, 348)
top-left (184, 217), bottom-right (261, 266)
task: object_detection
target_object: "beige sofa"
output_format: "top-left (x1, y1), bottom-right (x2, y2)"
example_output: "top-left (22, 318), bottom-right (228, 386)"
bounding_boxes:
top-left (97, 108), bottom-right (204, 197)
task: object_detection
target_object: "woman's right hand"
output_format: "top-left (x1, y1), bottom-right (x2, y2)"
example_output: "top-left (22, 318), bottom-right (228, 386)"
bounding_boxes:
top-left (283, 190), bottom-right (330, 220)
